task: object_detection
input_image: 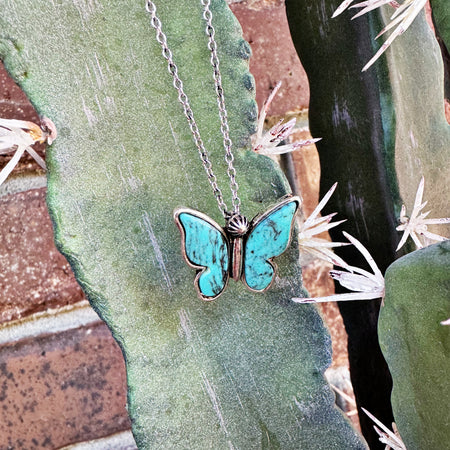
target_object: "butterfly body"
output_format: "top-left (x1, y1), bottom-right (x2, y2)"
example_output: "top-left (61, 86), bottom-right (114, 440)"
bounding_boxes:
top-left (174, 196), bottom-right (300, 300)
top-left (230, 235), bottom-right (244, 281)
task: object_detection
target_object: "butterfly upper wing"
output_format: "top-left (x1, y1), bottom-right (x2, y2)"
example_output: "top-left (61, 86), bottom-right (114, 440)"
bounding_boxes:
top-left (243, 197), bottom-right (300, 291)
top-left (174, 209), bottom-right (229, 300)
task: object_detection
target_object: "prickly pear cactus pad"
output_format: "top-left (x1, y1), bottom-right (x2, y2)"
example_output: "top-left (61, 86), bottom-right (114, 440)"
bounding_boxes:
top-left (379, 241), bottom-right (450, 450)
top-left (0, 1), bottom-right (367, 448)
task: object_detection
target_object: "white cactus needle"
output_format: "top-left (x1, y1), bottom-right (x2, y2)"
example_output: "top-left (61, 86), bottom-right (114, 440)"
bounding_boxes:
top-left (298, 182), bottom-right (349, 267)
top-left (252, 81), bottom-right (321, 155)
top-left (332, 0), bottom-right (427, 71)
top-left (396, 176), bottom-right (450, 251)
top-left (0, 117), bottom-right (56, 186)
top-left (293, 231), bottom-right (385, 304)
top-left (362, 408), bottom-right (407, 450)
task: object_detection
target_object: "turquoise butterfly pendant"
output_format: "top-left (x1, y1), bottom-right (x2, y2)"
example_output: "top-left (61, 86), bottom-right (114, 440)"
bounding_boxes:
top-left (174, 196), bottom-right (301, 301)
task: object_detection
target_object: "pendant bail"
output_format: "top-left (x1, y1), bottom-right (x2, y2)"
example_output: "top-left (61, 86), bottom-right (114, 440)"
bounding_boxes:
top-left (226, 213), bottom-right (249, 237)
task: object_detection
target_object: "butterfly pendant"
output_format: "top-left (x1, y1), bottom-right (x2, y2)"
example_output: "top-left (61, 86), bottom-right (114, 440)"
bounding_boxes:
top-left (174, 196), bottom-right (301, 301)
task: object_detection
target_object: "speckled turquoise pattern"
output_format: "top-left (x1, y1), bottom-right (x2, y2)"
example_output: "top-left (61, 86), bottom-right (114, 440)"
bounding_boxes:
top-left (244, 201), bottom-right (298, 291)
top-left (177, 212), bottom-right (229, 298)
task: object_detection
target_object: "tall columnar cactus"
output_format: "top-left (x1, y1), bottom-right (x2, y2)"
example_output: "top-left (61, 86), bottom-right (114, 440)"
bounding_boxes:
top-left (286, 0), bottom-right (450, 448)
top-left (0, 1), bottom-right (367, 448)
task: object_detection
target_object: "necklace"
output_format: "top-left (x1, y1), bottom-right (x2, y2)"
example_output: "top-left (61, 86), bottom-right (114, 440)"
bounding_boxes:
top-left (146, 0), bottom-right (300, 301)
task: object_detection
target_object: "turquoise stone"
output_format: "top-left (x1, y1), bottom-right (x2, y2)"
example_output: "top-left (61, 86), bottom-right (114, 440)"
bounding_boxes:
top-left (177, 212), bottom-right (229, 298)
top-left (244, 201), bottom-right (297, 291)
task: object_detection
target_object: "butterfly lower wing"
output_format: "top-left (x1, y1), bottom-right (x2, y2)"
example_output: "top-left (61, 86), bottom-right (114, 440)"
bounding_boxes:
top-left (174, 209), bottom-right (229, 300)
top-left (243, 197), bottom-right (300, 291)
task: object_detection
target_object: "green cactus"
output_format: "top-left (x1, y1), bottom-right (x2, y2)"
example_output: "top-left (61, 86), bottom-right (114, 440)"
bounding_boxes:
top-left (430, 0), bottom-right (450, 101)
top-left (0, 0), bottom-right (367, 448)
top-left (379, 241), bottom-right (450, 450)
top-left (2, 0), bottom-right (449, 447)
top-left (285, 1), bottom-right (397, 445)
top-left (286, 0), bottom-right (450, 447)
top-left (431, 0), bottom-right (450, 50)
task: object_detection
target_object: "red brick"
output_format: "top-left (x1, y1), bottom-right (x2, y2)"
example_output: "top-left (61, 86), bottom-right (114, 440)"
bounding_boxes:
top-left (290, 131), bottom-right (321, 218)
top-left (302, 260), bottom-right (349, 369)
top-left (231, 1), bottom-right (310, 114)
top-left (0, 322), bottom-right (131, 449)
top-left (0, 188), bottom-right (85, 324)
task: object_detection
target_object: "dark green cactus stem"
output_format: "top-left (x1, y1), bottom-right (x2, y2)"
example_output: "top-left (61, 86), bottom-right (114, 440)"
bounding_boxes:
top-left (430, 0), bottom-right (450, 99)
top-left (286, 0), bottom-right (450, 448)
top-left (285, 1), bottom-right (396, 446)
top-left (0, 1), bottom-right (367, 448)
top-left (379, 241), bottom-right (450, 450)
top-left (431, 0), bottom-right (450, 51)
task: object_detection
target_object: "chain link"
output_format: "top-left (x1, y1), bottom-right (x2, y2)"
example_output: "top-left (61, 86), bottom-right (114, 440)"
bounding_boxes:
top-left (145, 0), bottom-right (240, 217)
top-left (201, 0), bottom-right (240, 213)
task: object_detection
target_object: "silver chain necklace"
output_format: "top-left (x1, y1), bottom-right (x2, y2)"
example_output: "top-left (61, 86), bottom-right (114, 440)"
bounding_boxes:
top-left (146, 0), bottom-right (240, 219)
top-left (146, 1), bottom-right (300, 301)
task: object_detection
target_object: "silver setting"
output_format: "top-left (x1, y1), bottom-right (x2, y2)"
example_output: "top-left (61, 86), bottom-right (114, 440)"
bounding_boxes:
top-left (226, 214), bottom-right (249, 237)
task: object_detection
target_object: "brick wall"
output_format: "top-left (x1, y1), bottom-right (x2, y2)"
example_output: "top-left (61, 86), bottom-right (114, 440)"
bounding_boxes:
top-left (0, 2), bottom-right (349, 448)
